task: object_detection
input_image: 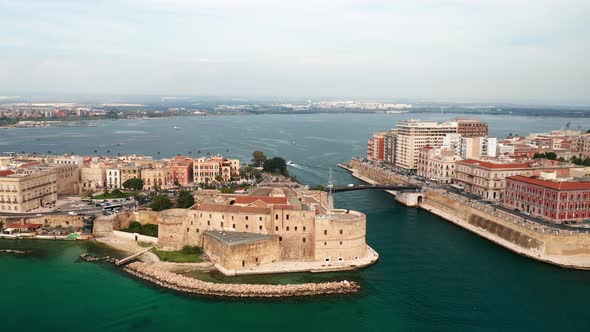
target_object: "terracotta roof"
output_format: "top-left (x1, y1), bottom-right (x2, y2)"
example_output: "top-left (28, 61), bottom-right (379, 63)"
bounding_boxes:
top-left (234, 196), bottom-right (288, 205)
top-left (0, 170), bottom-right (15, 177)
top-left (196, 204), bottom-right (270, 214)
top-left (18, 161), bottom-right (40, 168)
top-left (7, 223), bottom-right (42, 229)
top-left (507, 175), bottom-right (590, 191)
top-left (459, 159), bottom-right (531, 169)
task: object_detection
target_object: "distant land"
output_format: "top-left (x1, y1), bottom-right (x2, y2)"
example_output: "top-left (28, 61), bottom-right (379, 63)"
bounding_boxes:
top-left (1, 95), bottom-right (589, 128)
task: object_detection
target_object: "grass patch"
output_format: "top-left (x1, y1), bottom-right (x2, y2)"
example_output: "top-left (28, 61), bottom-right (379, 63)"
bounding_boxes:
top-left (151, 245), bottom-right (203, 263)
top-left (94, 189), bottom-right (133, 199)
top-left (137, 241), bottom-right (153, 248)
top-left (120, 222), bottom-right (158, 237)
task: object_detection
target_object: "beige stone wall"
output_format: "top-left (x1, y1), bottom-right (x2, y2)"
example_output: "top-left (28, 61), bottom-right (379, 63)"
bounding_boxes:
top-left (350, 160), bottom-right (405, 185)
top-left (54, 164), bottom-right (80, 195)
top-left (313, 210), bottom-right (367, 262)
top-left (425, 190), bottom-right (590, 256)
top-left (203, 234), bottom-right (280, 270)
top-left (1, 214), bottom-right (85, 230)
top-left (0, 170), bottom-right (57, 213)
top-left (156, 209), bottom-right (189, 250)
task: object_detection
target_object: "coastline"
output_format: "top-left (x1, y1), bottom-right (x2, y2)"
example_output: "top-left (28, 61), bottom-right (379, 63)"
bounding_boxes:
top-left (340, 161), bottom-right (590, 270)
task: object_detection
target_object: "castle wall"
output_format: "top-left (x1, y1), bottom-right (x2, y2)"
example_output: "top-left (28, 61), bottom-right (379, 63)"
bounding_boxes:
top-left (314, 210), bottom-right (367, 262)
top-left (203, 234), bottom-right (280, 270)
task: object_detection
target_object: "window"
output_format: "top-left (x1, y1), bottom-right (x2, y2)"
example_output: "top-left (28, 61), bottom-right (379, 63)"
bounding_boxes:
top-left (279, 236), bottom-right (282, 241)
top-left (275, 214), bottom-right (279, 220)
top-left (259, 225), bottom-right (262, 230)
top-left (339, 229), bottom-right (343, 235)
top-left (340, 241), bottom-right (342, 245)
top-left (303, 226), bottom-right (306, 231)
top-left (245, 216), bottom-right (249, 220)
top-left (275, 226), bottom-right (279, 231)
top-left (186, 228), bottom-right (189, 232)
top-left (246, 224), bottom-right (249, 229)
top-left (207, 221), bottom-right (210, 225)
top-left (196, 229), bottom-right (199, 233)
top-left (286, 226), bottom-right (289, 231)
top-left (259, 217), bottom-right (262, 221)
top-left (294, 226), bottom-right (298, 231)
top-left (232, 224), bottom-right (236, 228)
top-left (324, 230), bottom-right (327, 235)
top-left (324, 242), bottom-right (327, 246)
top-left (303, 237), bottom-right (306, 243)
top-left (221, 222), bottom-right (224, 227)
top-left (286, 214), bottom-right (289, 220)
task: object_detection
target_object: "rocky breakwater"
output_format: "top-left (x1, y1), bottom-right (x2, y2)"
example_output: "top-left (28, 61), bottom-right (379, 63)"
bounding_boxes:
top-left (124, 262), bottom-right (360, 298)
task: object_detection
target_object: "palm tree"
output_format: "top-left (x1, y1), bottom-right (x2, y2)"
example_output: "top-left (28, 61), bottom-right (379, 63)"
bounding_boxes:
top-left (157, 151), bottom-right (161, 158)
top-left (70, 151), bottom-right (74, 155)
top-left (117, 152), bottom-right (121, 157)
top-left (197, 150), bottom-right (201, 155)
top-left (47, 150), bottom-right (52, 155)
top-left (106, 149), bottom-right (111, 155)
top-left (225, 148), bottom-right (229, 153)
top-left (94, 149), bottom-right (98, 155)
top-left (20, 150), bottom-right (25, 154)
top-left (188, 151), bottom-right (192, 156)
top-left (206, 151), bottom-right (211, 156)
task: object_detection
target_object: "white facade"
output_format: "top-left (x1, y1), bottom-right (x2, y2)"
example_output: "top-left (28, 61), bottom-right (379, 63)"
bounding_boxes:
top-left (106, 168), bottom-right (121, 189)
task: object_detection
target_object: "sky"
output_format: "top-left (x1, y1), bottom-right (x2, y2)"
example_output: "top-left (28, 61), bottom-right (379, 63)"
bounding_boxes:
top-left (0, 0), bottom-right (589, 105)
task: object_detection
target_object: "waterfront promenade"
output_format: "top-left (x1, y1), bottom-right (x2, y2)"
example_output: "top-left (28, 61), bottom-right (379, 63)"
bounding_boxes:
top-left (341, 160), bottom-right (590, 270)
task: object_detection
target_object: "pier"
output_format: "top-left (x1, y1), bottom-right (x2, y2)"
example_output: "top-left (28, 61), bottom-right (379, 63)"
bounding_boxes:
top-left (115, 246), bottom-right (154, 266)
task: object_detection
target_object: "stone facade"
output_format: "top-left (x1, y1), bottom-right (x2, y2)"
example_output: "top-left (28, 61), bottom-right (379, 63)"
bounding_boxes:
top-left (203, 231), bottom-right (280, 270)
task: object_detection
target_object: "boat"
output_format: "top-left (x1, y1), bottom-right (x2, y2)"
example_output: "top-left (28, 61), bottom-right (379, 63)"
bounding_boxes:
top-left (287, 160), bottom-right (294, 166)
top-left (173, 126), bottom-right (181, 130)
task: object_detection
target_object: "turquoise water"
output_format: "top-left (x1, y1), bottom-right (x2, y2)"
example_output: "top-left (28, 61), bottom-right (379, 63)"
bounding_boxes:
top-left (1, 114), bottom-right (590, 331)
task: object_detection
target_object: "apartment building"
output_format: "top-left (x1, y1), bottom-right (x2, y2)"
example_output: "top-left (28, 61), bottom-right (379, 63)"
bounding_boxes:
top-left (142, 167), bottom-right (173, 190)
top-left (0, 168), bottom-right (57, 213)
top-left (367, 132), bottom-right (386, 162)
top-left (394, 120), bottom-right (459, 169)
top-left (456, 119), bottom-right (489, 137)
top-left (417, 147), bottom-right (462, 184)
top-left (193, 156), bottom-right (240, 183)
top-left (106, 168), bottom-right (121, 189)
top-left (169, 156), bottom-right (194, 186)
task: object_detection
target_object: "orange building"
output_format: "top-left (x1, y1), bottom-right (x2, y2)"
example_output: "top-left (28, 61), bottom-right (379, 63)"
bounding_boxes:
top-left (169, 156), bottom-right (193, 186)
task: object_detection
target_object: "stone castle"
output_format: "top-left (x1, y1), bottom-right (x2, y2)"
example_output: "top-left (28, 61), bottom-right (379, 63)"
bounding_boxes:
top-left (101, 184), bottom-right (378, 275)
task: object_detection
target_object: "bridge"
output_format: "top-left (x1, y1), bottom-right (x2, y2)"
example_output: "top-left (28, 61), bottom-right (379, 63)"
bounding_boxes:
top-left (325, 184), bottom-right (421, 193)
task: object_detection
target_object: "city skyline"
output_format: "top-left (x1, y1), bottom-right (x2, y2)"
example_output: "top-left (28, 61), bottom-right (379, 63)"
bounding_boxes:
top-left (1, 0), bottom-right (589, 105)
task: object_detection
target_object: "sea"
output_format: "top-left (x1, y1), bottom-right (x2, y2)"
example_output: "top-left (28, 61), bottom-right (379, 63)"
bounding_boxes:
top-left (1, 113), bottom-right (590, 332)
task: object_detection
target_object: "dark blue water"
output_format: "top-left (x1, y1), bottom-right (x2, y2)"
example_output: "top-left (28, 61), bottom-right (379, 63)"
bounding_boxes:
top-left (1, 114), bottom-right (590, 331)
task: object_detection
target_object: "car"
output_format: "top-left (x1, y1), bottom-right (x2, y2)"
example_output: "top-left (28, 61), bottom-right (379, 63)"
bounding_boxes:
top-left (55, 208), bottom-right (62, 211)
top-left (346, 184), bottom-right (354, 187)
top-left (514, 208), bottom-right (520, 212)
top-left (95, 203), bottom-right (102, 207)
top-left (584, 219), bottom-right (590, 223)
top-left (102, 200), bottom-right (107, 203)
top-left (125, 197), bottom-right (131, 201)
top-left (68, 211), bottom-right (78, 215)
top-left (104, 202), bottom-right (111, 206)
top-left (326, 184), bottom-right (334, 189)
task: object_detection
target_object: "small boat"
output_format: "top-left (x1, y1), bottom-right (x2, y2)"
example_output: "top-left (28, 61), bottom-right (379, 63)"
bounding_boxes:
top-left (292, 141), bottom-right (296, 145)
top-left (287, 160), bottom-right (294, 166)
top-left (173, 126), bottom-right (181, 130)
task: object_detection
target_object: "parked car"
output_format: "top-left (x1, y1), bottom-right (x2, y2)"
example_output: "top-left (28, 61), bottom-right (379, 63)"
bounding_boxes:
top-left (346, 184), bottom-right (354, 187)
top-left (68, 211), bottom-right (78, 215)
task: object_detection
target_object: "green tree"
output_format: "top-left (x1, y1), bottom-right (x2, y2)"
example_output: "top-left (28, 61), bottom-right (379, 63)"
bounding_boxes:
top-left (252, 151), bottom-right (267, 167)
top-left (176, 190), bottom-right (195, 208)
top-left (215, 175), bottom-right (223, 182)
top-left (263, 157), bottom-right (288, 176)
top-left (122, 178), bottom-right (144, 190)
top-left (583, 158), bottom-right (590, 166)
top-left (150, 194), bottom-right (173, 211)
top-left (545, 152), bottom-right (557, 160)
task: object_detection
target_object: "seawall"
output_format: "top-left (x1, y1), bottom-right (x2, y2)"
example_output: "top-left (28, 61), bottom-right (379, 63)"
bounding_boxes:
top-left (124, 262), bottom-right (360, 297)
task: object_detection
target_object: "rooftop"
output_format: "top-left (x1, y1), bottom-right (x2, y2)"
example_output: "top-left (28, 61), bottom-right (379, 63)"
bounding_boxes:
top-left (234, 196), bottom-right (288, 205)
top-left (507, 175), bottom-right (590, 191)
top-left (459, 159), bottom-right (531, 169)
top-left (205, 231), bottom-right (276, 246)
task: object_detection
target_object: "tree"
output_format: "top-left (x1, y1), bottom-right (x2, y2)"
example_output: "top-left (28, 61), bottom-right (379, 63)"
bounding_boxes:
top-left (252, 151), bottom-right (267, 167)
top-left (215, 175), bottom-right (223, 182)
top-left (176, 190), bottom-right (195, 208)
top-left (122, 178), bottom-right (144, 190)
top-left (263, 157), bottom-right (288, 176)
top-left (150, 194), bottom-right (173, 211)
top-left (583, 158), bottom-right (590, 167)
top-left (545, 152), bottom-right (557, 160)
